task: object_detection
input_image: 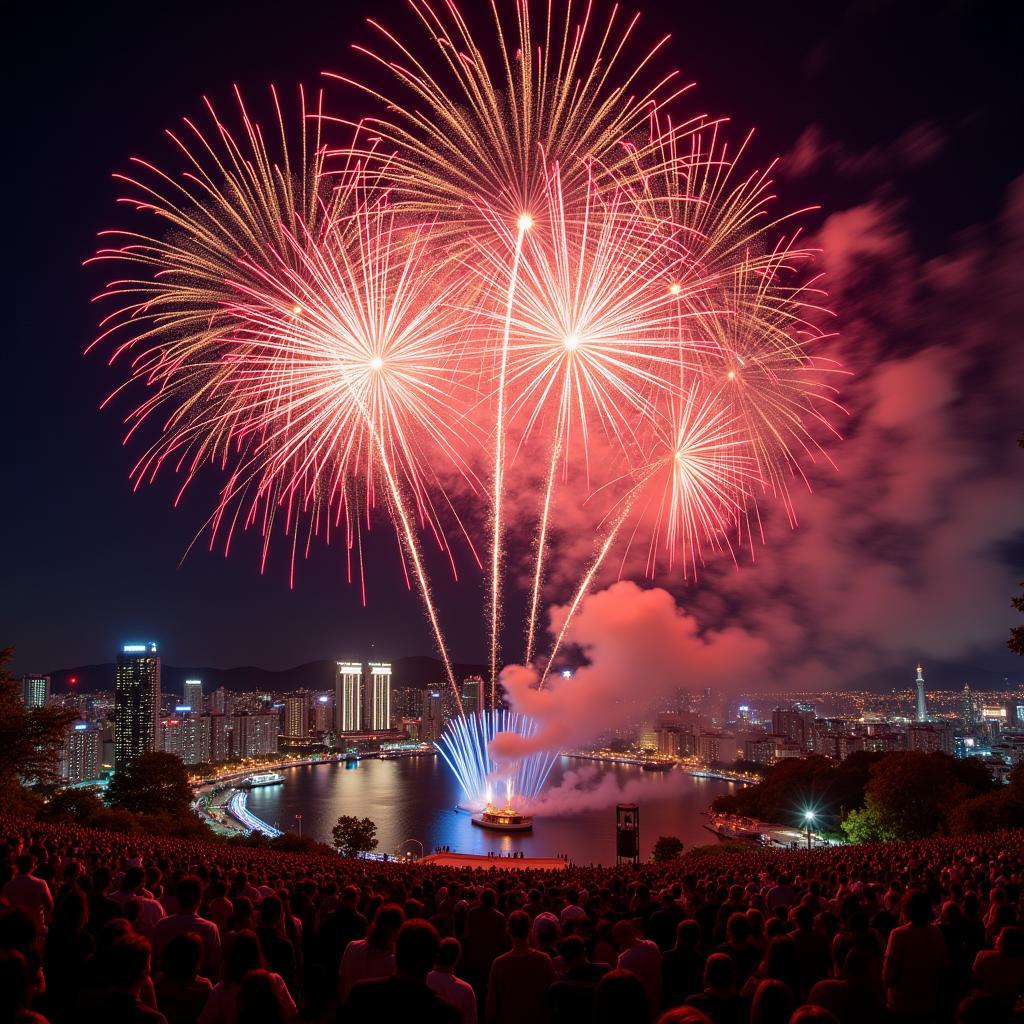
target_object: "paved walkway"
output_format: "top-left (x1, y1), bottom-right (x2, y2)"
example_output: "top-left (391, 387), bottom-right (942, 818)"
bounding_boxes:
top-left (419, 852), bottom-right (569, 870)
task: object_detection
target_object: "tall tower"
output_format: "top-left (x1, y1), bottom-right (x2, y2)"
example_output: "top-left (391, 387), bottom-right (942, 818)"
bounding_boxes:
top-left (962, 682), bottom-right (975, 730)
top-left (183, 678), bottom-right (203, 713)
top-left (115, 642), bottom-right (161, 772)
top-left (366, 663), bottom-right (392, 731)
top-left (915, 663), bottom-right (928, 723)
top-left (335, 662), bottom-right (363, 734)
top-left (285, 693), bottom-right (309, 739)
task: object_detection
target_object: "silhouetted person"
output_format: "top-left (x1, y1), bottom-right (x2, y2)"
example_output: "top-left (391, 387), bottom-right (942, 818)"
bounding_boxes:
top-left (685, 952), bottom-right (749, 1024)
top-left (427, 937), bottom-right (476, 1024)
top-left (337, 902), bottom-right (402, 1003)
top-left (345, 920), bottom-right (459, 1024)
top-left (883, 890), bottom-right (950, 1022)
top-left (154, 931), bottom-right (212, 1024)
top-left (486, 909), bottom-right (556, 1024)
top-left (748, 978), bottom-right (794, 1024)
top-left (662, 919), bottom-right (705, 1008)
top-left (593, 968), bottom-right (651, 1024)
top-left (254, 896), bottom-right (296, 995)
top-left (237, 969), bottom-right (296, 1024)
top-left (152, 876), bottom-right (221, 980)
top-left (83, 933), bottom-right (167, 1024)
top-left (0, 948), bottom-right (48, 1024)
top-left (198, 929), bottom-right (295, 1024)
top-left (546, 935), bottom-right (610, 1024)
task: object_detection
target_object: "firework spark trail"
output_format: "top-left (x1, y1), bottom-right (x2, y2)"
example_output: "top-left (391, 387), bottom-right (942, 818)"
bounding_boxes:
top-left (488, 216), bottom-right (531, 703)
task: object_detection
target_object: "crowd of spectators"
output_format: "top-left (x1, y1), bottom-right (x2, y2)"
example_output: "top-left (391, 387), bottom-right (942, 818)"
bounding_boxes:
top-left (1, 817), bottom-right (1021, 1024)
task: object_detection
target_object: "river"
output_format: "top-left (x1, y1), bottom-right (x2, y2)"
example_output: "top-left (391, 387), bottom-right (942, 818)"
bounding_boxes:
top-left (242, 755), bottom-right (737, 864)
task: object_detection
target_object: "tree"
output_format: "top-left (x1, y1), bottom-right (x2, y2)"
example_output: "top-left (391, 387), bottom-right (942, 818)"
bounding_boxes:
top-left (332, 815), bottom-right (378, 857)
top-left (0, 646), bottom-right (77, 795)
top-left (106, 751), bottom-right (194, 816)
top-left (652, 835), bottom-right (684, 862)
top-left (1010, 581), bottom-right (1024, 656)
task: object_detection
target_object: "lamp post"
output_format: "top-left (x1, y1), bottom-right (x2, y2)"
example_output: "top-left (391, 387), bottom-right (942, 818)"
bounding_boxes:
top-left (295, 813), bottom-right (303, 837)
top-left (804, 811), bottom-right (815, 850)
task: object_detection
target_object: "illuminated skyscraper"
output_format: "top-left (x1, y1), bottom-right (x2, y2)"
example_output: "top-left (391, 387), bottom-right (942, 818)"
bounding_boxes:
top-left (60, 722), bottom-right (101, 784)
top-left (314, 694), bottom-right (334, 733)
top-left (210, 687), bottom-right (227, 714)
top-left (461, 676), bottom-right (483, 717)
top-left (183, 679), bottom-right (203, 713)
top-left (22, 674), bottom-right (50, 708)
top-left (962, 682), bottom-right (975, 730)
top-left (114, 642), bottom-right (161, 772)
top-left (915, 663), bottom-right (928, 723)
top-left (366, 663), bottom-right (392, 731)
top-left (336, 663), bottom-right (362, 733)
top-left (285, 694), bottom-right (309, 738)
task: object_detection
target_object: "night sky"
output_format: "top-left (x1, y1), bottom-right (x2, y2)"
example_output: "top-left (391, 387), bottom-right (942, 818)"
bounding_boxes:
top-left (7, 1), bottom-right (1022, 686)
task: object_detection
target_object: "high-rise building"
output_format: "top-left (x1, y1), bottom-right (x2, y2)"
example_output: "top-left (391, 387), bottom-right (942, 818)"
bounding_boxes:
top-left (366, 663), bottom-right (392, 732)
top-left (285, 694), bottom-right (309, 739)
top-left (209, 714), bottom-right (232, 762)
top-left (420, 690), bottom-right (445, 742)
top-left (237, 713), bottom-right (279, 757)
top-left (771, 707), bottom-right (815, 752)
top-left (183, 679), bottom-right (204, 714)
top-left (336, 663), bottom-right (363, 733)
top-left (391, 687), bottom-right (421, 723)
top-left (908, 721), bottom-right (953, 755)
top-left (461, 676), bottom-right (484, 717)
top-left (314, 694), bottom-right (334, 734)
top-left (181, 712), bottom-right (211, 765)
top-left (915, 663), bottom-right (928, 722)
top-left (962, 682), bottom-right (975, 730)
top-left (60, 722), bottom-right (102, 784)
top-left (114, 642), bottom-right (161, 772)
top-left (22, 674), bottom-right (50, 708)
top-left (210, 687), bottom-right (227, 715)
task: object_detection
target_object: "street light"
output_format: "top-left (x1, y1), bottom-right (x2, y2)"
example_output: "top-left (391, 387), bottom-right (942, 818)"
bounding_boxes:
top-left (295, 813), bottom-right (303, 837)
top-left (804, 810), bottom-right (815, 850)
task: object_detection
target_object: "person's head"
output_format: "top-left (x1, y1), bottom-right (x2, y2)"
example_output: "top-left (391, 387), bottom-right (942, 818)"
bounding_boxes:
top-left (225, 929), bottom-right (266, 984)
top-left (395, 919), bottom-right (440, 980)
top-left (259, 894), bottom-right (283, 927)
top-left (53, 888), bottom-right (88, 933)
top-left (507, 909), bottom-right (531, 945)
top-left (793, 905), bottom-right (814, 930)
top-left (594, 969), bottom-right (650, 1024)
top-left (161, 931), bottom-right (202, 982)
top-left (534, 914), bottom-right (559, 948)
top-left (368, 904), bottom-right (405, 950)
top-left (238, 969), bottom-right (290, 1024)
top-left (750, 978), bottom-right (795, 1024)
top-left (122, 866), bottom-right (146, 892)
top-left (612, 918), bottom-right (637, 950)
top-left (956, 993), bottom-right (1009, 1024)
top-left (656, 1008), bottom-right (713, 1024)
top-left (704, 952), bottom-right (736, 994)
top-left (841, 947), bottom-right (871, 981)
top-left (0, 949), bottom-right (36, 1017)
top-left (480, 888), bottom-right (497, 909)
top-left (435, 936), bottom-right (461, 972)
top-left (726, 911), bottom-right (751, 944)
top-left (558, 935), bottom-right (587, 968)
top-left (787, 1008), bottom-right (840, 1024)
top-left (765, 935), bottom-right (800, 992)
top-left (676, 919), bottom-right (701, 950)
top-left (15, 854), bottom-right (34, 875)
top-left (996, 925), bottom-right (1024, 957)
top-left (904, 890), bottom-right (932, 927)
top-left (105, 934), bottom-right (152, 995)
top-left (176, 875), bottom-right (203, 913)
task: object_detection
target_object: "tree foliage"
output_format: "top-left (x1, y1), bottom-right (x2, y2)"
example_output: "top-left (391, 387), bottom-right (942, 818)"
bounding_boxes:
top-left (332, 815), bottom-right (378, 857)
top-left (0, 646), bottom-right (78, 792)
top-left (652, 835), bottom-right (684, 862)
top-left (711, 752), bottom-right (885, 829)
top-left (106, 751), bottom-right (195, 817)
top-left (841, 752), bottom-right (996, 842)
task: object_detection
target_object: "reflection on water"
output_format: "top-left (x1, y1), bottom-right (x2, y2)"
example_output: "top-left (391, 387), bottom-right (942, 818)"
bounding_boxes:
top-left (245, 755), bottom-right (736, 865)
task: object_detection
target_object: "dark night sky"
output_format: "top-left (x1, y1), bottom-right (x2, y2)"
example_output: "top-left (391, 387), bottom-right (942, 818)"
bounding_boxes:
top-left (6, 1), bottom-right (1023, 685)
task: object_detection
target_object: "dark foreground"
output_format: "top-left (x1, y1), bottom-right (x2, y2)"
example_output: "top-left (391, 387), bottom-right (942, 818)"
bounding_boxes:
top-left (1, 818), bottom-right (1022, 1024)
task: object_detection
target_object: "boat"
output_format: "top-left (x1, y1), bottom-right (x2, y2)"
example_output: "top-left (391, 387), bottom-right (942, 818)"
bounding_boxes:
top-left (344, 751), bottom-right (359, 763)
top-left (641, 761), bottom-right (674, 772)
top-left (472, 802), bottom-right (534, 832)
top-left (243, 772), bottom-right (285, 788)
